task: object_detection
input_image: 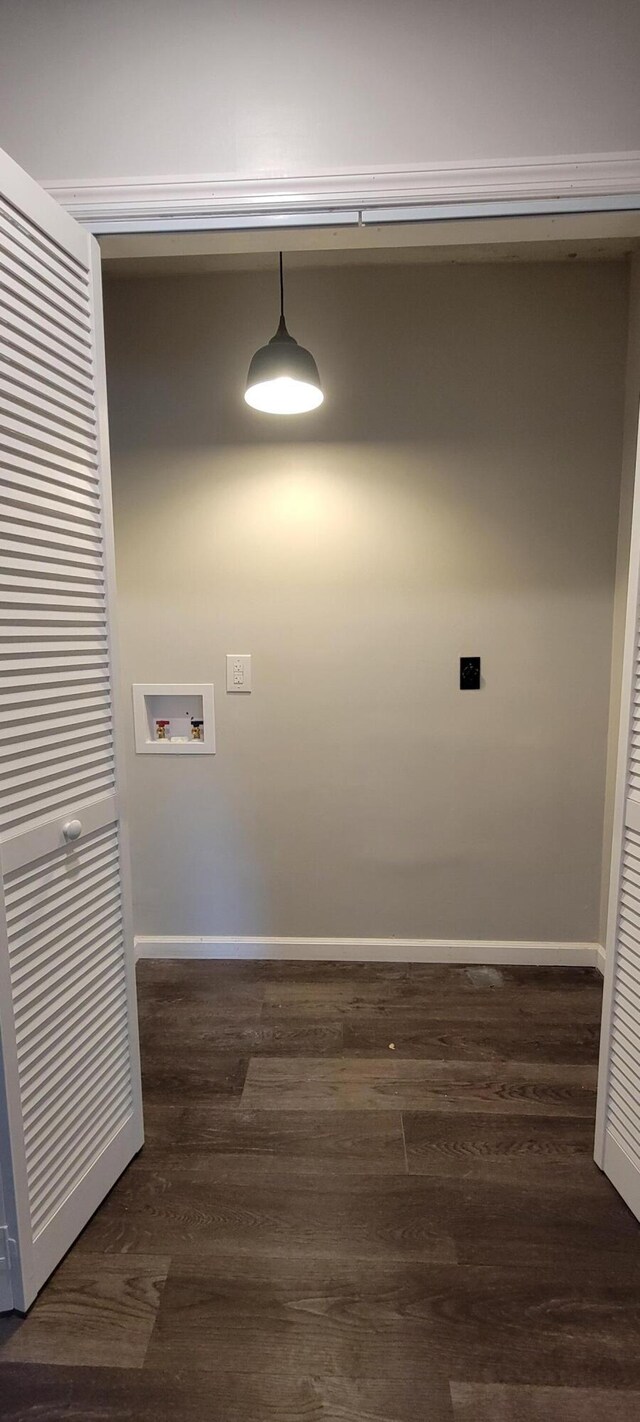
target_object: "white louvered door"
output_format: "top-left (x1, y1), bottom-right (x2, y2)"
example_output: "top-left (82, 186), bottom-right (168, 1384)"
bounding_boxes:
top-left (596, 410), bottom-right (640, 1217)
top-left (0, 146), bottom-right (143, 1311)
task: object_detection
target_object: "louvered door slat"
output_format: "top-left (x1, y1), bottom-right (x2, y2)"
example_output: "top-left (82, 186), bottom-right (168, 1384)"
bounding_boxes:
top-left (0, 451), bottom-right (100, 502)
top-left (619, 900), bottom-right (640, 936)
top-left (24, 1025), bottom-right (130, 1155)
top-left (0, 347), bottom-right (95, 413)
top-left (0, 411), bottom-right (98, 465)
top-left (9, 900), bottom-right (122, 976)
top-left (0, 199), bottom-right (89, 289)
top-left (19, 983), bottom-right (126, 1090)
top-left (598, 591), bottom-right (640, 1215)
top-left (4, 684), bottom-right (111, 713)
top-left (26, 1039), bottom-right (131, 1182)
top-left (0, 245), bottom-right (93, 328)
top-left (0, 372), bottom-right (98, 435)
top-left (1, 663), bottom-right (108, 690)
top-left (1, 441), bottom-right (100, 481)
top-left (16, 955), bottom-right (126, 1059)
top-left (29, 1081), bottom-right (133, 1239)
top-left (2, 570), bottom-right (106, 600)
top-left (0, 298), bottom-right (92, 381)
top-left (2, 698), bottom-right (111, 731)
top-left (0, 467), bottom-right (100, 505)
top-left (14, 934), bottom-right (125, 1040)
top-left (0, 707), bottom-right (112, 747)
top-left (608, 1089), bottom-right (640, 1155)
top-left (1, 326), bottom-right (94, 399)
top-left (0, 544), bottom-right (104, 572)
top-left (3, 744), bottom-right (113, 796)
top-left (0, 612), bottom-right (107, 630)
top-left (0, 500), bottom-right (101, 540)
top-left (0, 279), bottom-right (93, 358)
top-left (610, 1028), bottom-right (640, 1083)
top-left (8, 863), bottom-right (120, 951)
top-left (12, 919), bottom-right (124, 999)
top-left (621, 868), bottom-right (640, 902)
top-left (0, 179), bottom-right (114, 836)
top-left (0, 144), bottom-right (142, 1313)
top-left (23, 1014), bottom-right (129, 1124)
top-left (1, 381), bottom-right (97, 438)
top-left (0, 649), bottom-right (107, 671)
top-left (26, 1060), bottom-right (131, 1214)
top-left (15, 951), bottom-right (125, 1066)
top-left (0, 729), bottom-right (112, 769)
top-left (0, 587), bottom-right (105, 611)
top-left (612, 1005), bottom-right (640, 1058)
top-left (0, 230), bottom-right (88, 316)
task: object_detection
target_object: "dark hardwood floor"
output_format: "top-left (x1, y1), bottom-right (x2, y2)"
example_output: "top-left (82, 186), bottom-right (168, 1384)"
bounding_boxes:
top-left (2, 959), bottom-right (640, 1420)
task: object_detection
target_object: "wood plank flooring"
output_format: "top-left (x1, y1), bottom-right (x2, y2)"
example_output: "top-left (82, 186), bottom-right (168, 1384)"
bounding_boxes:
top-left (1, 959), bottom-right (640, 1420)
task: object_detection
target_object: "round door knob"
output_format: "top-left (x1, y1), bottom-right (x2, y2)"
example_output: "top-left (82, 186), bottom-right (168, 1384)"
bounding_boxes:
top-left (62, 818), bottom-right (83, 843)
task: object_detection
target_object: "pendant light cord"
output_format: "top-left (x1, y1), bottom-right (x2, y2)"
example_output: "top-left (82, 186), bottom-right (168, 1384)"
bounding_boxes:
top-left (279, 251), bottom-right (285, 323)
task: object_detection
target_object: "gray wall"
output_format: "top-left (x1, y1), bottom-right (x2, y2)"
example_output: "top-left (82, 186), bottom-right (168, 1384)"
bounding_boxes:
top-left (1, 0), bottom-right (639, 182)
top-left (104, 261), bottom-right (628, 942)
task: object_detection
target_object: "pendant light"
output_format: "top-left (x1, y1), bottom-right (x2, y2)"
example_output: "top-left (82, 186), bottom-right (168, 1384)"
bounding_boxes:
top-left (245, 253), bottom-right (323, 414)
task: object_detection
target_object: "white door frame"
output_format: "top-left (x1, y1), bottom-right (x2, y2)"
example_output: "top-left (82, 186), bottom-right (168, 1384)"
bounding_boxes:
top-left (594, 276), bottom-right (640, 1168)
top-left (49, 157), bottom-right (640, 974)
top-left (47, 155), bottom-right (640, 1201)
top-left (0, 145), bottom-right (635, 1309)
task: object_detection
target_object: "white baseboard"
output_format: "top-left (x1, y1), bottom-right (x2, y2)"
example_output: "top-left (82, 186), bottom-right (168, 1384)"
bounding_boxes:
top-left (596, 943), bottom-right (607, 976)
top-left (134, 935), bottom-right (603, 968)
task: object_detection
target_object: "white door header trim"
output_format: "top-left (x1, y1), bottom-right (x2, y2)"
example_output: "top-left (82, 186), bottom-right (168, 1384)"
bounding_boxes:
top-left (45, 150), bottom-right (640, 235)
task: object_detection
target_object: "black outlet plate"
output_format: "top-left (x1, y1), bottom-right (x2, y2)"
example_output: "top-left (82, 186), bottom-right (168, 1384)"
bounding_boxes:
top-left (460, 656), bottom-right (481, 690)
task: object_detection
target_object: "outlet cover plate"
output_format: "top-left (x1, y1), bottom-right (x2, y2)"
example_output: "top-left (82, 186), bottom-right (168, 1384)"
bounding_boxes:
top-left (226, 654), bottom-right (252, 693)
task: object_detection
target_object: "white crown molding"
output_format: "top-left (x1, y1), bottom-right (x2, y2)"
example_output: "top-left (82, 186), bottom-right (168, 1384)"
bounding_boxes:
top-left (46, 151), bottom-right (640, 232)
top-left (134, 935), bottom-right (602, 967)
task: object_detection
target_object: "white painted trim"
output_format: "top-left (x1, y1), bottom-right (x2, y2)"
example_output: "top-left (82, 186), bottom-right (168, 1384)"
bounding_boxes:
top-left (0, 143), bottom-right (88, 262)
top-left (0, 1166), bottom-right (13, 1312)
top-left (0, 1240), bottom-right (13, 1313)
top-left (90, 237), bottom-right (145, 1159)
top-left (600, 1129), bottom-right (640, 1218)
top-left (30, 1112), bottom-right (141, 1301)
top-left (45, 151), bottom-right (640, 233)
top-left (596, 944), bottom-right (607, 977)
top-left (595, 257), bottom-right (640, 1168)
top-left (135, 935), bottom-right (602, 967)
top-left (132, 683), bottom-right (215, 755)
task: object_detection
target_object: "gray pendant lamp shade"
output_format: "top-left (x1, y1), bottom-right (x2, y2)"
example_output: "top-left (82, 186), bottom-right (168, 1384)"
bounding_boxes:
top-left (245, 254), bottom-right (323, 414)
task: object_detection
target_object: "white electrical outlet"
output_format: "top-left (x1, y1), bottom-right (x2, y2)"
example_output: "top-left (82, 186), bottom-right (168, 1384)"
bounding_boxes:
top-left (226, 653), bottom-right (252, 692)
